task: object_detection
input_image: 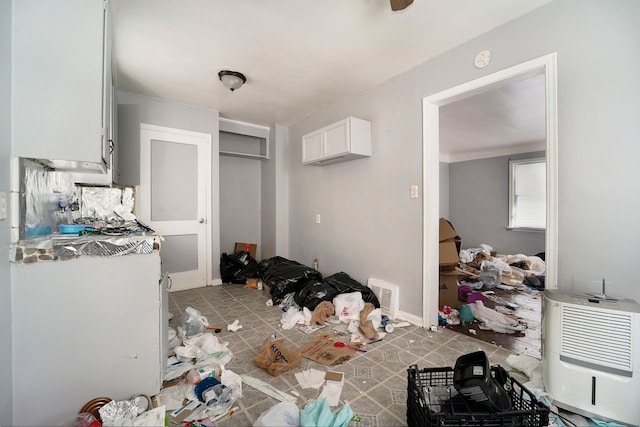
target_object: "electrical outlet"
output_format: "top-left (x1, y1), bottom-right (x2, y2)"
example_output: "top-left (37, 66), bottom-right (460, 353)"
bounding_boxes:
top-left (410, 184), bottom-right (419, 199)
top-left (315, 214), bottom-right (321, 224)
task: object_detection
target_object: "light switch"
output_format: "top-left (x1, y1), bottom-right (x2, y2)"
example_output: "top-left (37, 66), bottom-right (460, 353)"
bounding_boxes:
top-left (315, 214), bottom-right (321, 224)
top-left (410, 185), bottom-right (419, 199)
top-left (0, 191), bottom-right (7, 220)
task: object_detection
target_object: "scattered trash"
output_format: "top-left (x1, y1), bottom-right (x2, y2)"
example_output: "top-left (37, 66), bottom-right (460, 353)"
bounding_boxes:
top-left (310, 301), bottom-right (335, 325)
top-left (99, 399), bottom-right (159, 426)
top-left (227, 319), bottom-right (243, 332)
top-left (299, 324), bottom-right (327, 334)
top-left (253, 338), bottom-right (301, 376)
top-left (74, 412), bottom-right (100, 427)
top-left (469, 300), bottom-right (526, 333)
top-left (469, 329), bottom-right (477, 335)
top-left (300, 398), bottom-right (353, 427)
top-left (187, 363), bottom-right (221, 385)
top-left (209, 406), bottom-right (239, 423)
top-left (254, 401), bottom-right (300, 427)
top-left (319, 371), bottom-right (345, 406)
top-left (241, 374), bottom-right (298, 402)
top-left (505, 353), bottom-right (543, 392)
top-left (295, 368), bottom-right (326, 389)
top-left (179, 307), bottom-right (209, 337)
top-left (257, 256), bottom-right (323, 304)
top-left (438, 306), bottom-right (460, 325)
top-left (334, 291), bottom-right (366, 322)
top-left (220, 251), bottom-right (258, 284)
top-left (300, 333), bottom-right (356, 366)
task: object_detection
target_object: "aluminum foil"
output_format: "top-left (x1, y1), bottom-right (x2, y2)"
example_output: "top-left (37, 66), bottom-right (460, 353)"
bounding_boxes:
top-left (53, 235), bottom-right (157, 258)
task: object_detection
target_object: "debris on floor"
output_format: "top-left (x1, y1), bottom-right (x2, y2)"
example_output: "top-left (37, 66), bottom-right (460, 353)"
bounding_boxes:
top-left (253, 337), bottom-right (301, 376)
top-left (299, 333), bottom-right (357, 366)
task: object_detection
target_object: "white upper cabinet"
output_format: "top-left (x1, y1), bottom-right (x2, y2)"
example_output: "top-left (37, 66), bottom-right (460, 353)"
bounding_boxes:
top-left (302, 117), bottom-right (371, 165)
top-left (12, 0), bottom-right (111, 173)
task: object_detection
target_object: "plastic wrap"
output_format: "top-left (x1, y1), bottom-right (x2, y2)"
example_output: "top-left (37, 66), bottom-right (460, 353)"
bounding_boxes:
top-left (258, 256), bottom-right (323, 304)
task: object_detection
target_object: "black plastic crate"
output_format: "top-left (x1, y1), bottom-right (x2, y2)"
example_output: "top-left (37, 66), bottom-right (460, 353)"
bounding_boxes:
top-left (407, 365), bottom-right (549, 427)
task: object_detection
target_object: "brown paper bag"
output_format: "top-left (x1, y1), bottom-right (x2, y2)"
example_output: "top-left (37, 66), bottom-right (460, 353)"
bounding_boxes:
top-left (253, 338), bottom-right (301, 376)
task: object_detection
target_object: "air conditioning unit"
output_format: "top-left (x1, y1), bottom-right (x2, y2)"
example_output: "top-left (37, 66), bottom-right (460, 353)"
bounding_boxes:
top-left (543, 289), bottom-right (640, 425)
top-left (367, 278), bottom-right (399, 320)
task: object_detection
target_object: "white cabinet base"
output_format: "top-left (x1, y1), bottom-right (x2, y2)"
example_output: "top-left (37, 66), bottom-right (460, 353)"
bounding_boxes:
top-left (11, 253), bottom-right (163, 426)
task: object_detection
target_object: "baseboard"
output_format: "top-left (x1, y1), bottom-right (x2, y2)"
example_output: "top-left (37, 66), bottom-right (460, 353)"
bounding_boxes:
top-left (397, 310), bottom-right (423, 327)
top-left (210, 278), bottom-right (223, 286)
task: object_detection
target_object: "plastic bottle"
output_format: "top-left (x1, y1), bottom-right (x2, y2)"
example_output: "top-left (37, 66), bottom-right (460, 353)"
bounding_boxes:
top-left (187, 363), bottom-right (221, 384)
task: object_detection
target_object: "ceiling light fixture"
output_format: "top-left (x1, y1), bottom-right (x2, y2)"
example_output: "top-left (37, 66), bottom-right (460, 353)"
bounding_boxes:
top-left (218, 70), bottom-right (246, 91)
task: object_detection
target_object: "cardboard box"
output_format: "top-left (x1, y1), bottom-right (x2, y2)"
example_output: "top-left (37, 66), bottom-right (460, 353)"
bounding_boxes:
top-left (300, 334), bottom-right (355, 366)
top-left (325, 371), bottom-right (345, 385)
top-left (439, 218), bottom-right (461, 270)
top-left (439, 270), bottom-right (465, 309)
top-left (439, 240), bottom-right (460, 270)
top-left (439, 218), bottom-right (459, 242)
top-left (234, 242), bottom-right (257, 258)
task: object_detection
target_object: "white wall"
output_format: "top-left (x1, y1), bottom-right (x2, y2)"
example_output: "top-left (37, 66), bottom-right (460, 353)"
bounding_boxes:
top-left (448, 152), bottom-right (546, 256)
top-left (0, 0), bottom-right (13, 423)
top-left (219, 155), bottom-right (262, 257)
top-left (288, 0), bottom-right (640, 317)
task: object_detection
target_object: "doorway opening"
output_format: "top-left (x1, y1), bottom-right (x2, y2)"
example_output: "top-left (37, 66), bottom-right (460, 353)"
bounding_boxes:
top-left (422, 54), bottom-right (558, 353)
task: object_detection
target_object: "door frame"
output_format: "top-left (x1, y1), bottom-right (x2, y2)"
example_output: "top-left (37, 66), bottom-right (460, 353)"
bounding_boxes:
top-left (422, 53), bottom-right (558, 328)
top-left (137, 123), bottom-right (213, 289)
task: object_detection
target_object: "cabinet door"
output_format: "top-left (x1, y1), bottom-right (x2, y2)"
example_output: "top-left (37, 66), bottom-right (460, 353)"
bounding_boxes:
top-left (302, 130), bottom-right (324, 163)
top-left (323, 118), bottom-right (350, 160)
top-left (13, 0), bottom-right (105, 164)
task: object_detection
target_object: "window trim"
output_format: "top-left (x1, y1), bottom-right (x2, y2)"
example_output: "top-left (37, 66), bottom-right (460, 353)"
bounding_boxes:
top-left (509, 157), bottom-right (546, 231)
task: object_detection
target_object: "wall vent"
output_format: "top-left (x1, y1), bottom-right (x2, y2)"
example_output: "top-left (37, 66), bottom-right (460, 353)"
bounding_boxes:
top-left (367, 278), bottom-right (399, 320)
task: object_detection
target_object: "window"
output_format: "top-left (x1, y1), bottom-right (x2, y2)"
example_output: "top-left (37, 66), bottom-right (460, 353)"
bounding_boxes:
top-left (509, 158), bottom-right (546, 229)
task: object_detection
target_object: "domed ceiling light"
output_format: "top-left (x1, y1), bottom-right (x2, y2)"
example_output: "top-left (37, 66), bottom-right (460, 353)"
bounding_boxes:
top-left (218, 70), bottom-right (246, 91)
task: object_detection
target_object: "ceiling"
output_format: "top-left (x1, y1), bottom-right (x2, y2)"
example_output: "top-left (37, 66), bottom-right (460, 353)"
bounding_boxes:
top-left (112, 0), bottom-right (551, 155)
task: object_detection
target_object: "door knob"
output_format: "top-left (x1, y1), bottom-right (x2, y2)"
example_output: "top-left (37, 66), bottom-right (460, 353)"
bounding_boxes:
top-left (199, 218), bottom-right (206, 224)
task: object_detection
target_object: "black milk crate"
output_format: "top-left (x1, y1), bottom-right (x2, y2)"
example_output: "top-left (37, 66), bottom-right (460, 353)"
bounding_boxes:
top-left (407, 365), bottom-right (549, 427)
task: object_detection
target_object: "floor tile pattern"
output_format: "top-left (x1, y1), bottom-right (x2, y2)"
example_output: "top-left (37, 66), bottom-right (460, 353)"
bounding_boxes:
top-left (168, 284), bottom-right (526, 426)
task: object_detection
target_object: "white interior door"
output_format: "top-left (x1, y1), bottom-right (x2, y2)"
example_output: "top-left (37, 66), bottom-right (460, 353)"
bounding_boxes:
top-left (138, 124), bottom-right (212, 291)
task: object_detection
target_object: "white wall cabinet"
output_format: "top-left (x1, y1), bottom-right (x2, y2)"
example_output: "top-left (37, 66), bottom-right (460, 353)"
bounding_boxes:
top-left (302, 117), bottom-right (371, 165)
top-left (12, 0), bottom-right (112, 173)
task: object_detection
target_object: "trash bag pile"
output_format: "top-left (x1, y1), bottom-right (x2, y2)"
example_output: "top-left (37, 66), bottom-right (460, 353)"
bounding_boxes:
top-left (220, 251), bottom-right (259, 284)
top-left (258, 256), bottom-right (380, 310)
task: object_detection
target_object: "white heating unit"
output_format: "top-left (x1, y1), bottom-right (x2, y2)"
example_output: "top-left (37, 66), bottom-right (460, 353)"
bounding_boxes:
top-left (543, 289), bottom-right (640, 425)
top-left (368, 278), bottom-right (400, 320)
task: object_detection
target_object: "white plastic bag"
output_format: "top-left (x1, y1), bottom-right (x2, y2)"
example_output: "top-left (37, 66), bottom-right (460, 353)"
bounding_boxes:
top-left (183, 332), bottom-right (234, 365)
top-left (333, 291), bottom-right (365, 321)
top-left (179, 306), bottom-right (209, 336)
top-left (470, 300), bottom-right (526, 333)
top-left (254, 401), bottom-right (300, 427)
top-left (280, 307), bottom-right (305, 330)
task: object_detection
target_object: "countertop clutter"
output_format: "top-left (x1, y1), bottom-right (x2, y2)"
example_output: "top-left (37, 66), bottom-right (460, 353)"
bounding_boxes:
top-left (11, 220), bottom-right (161, 263)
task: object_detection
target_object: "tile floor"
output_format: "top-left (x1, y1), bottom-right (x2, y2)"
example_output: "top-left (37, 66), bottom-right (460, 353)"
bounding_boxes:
top-left (168, 284), bottom-right (529, 427)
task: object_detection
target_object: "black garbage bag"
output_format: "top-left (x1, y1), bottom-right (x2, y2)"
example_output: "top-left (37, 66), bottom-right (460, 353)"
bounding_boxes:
top-left (220, 251), bottom-right (259, 284)
top-left (294, 271), bottom-right (381, 311)
top-left (257, 256), bottom-right (322, 304)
